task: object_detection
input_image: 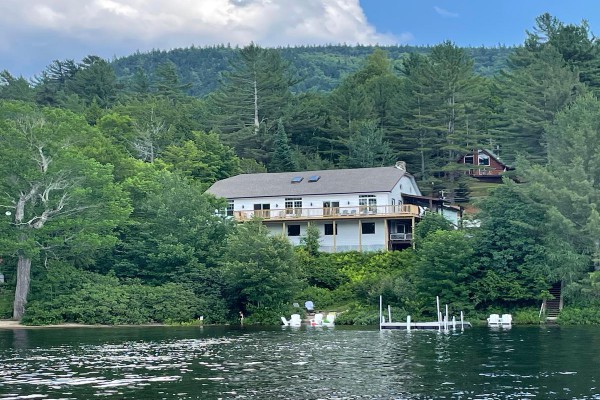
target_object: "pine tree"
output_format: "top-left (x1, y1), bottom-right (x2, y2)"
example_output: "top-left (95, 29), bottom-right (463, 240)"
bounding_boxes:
top-left (269, 119), bottom-right (297, 172)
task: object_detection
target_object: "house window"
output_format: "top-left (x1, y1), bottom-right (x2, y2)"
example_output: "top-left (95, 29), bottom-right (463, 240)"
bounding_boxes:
top-left (324, 223), bottom-right (338, 236)
top-left (478, 153), bottom-right (490, 166)
top-left (323, 201), bottom-right (340, 216)
top-left (464, 155), bottom-right (474, 164)
top-left (285, 197), bottom-right (302, 215)
top-left (362, 222), bottom-right (376, 234)
top-left (253, 203), bottom-right (270, 218)
top-left (287, 224), bottom-right (301, 236)
top-left (359, 195), bottom-right (377, 214)
top-left (226, 200), bottom-right (234, 217)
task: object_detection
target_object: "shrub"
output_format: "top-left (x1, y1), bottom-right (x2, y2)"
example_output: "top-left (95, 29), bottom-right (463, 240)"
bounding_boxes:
top-left (335, 303), bottom-right (379, 325)
top-left (557, 307), bottom-right (600, 325)
top-left (297, 286), bottom-right (336, 309)
top-left (243, 304), bottom-right (289, 325)
top-left (22, 262), bottom-right (203, 325)
top-left (513, 308), bottom-right (542, 324)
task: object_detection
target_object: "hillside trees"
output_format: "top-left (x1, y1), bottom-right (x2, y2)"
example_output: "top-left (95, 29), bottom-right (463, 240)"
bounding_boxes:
top-left (0, 102), bottom-right (131, 320)
top-left (324, 49), bottom-right (401, 163)
top-left (517, 93), bottom-right (600, 280)
top-left (210, 44), bottom-right (296, 161)
top-left (472, 184), bottom-right (550, 306)
top-left (397, 42), bottom-right (489, 197)
top-left (493, 46), bottom-right (583, 164)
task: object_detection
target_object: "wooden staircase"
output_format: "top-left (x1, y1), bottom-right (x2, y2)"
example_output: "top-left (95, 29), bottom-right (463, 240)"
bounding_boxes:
top-left (545, 282), bottom-right (562, 321)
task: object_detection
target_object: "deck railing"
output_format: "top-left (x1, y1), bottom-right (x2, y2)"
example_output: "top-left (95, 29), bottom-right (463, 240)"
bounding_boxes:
top-left (234, 204), bottom-right (420, 221)
top-left (389, 232), bottom-right (413, 241)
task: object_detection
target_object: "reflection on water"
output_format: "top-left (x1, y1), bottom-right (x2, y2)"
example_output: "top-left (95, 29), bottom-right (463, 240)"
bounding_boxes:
top-left (0, 325), bottom-right (599, 399)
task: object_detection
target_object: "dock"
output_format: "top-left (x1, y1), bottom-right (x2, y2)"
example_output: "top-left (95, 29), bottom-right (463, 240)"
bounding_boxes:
top-left (379, 296), bottom-right (472, 331)
top-left (380, 321), bottom-right (472, 330)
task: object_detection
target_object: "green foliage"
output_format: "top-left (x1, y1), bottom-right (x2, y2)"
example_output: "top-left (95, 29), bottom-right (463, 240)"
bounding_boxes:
top-left (269, 119), bottom-right (297, 172)
top-left (21, 263), bottom-right (203, 325)
top-left (222, 221), bottom-right (302, 311)
top-left (415, 230), bottom-right (476, 313)
top-left (243, 303), bottom-right (291, 325)
top-left (513, 308), bottom-right (542, 324)
top-left (297, 286), bottom-right (336, 309)
top-left (335, 303), bottom-right (379, 326)
top-left (413, 212), bottom-right (453, 248)
top-left (296, 249), bottom-right (346, 290)
top-left (299, 223), bottom-right (320, 257)
top-left (161, 130), bottom-right (240, 183)
top-left (557, 307), bottom-right (600, 325)
top-left (471, 184), bottom-right (550, 306)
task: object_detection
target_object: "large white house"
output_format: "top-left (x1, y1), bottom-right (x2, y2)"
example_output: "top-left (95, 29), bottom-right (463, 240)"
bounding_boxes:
top-left (206, 162), bottom-right (454, 252)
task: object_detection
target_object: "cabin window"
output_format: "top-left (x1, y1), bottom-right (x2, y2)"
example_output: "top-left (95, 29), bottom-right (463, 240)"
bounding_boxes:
top-left (287, 224), bottom-right (301, 236)
top-left (362, 222), bottom-right (376, 235)
top-left (323, 200), bottom-right (340, 216)
top-left (285, 197), bottom-right (302, 215)
top-left (226, 200), bottom-right (234, 217)
top-left (478, 153), bottom-right (490, 166)
top-left (359, 194), bottom-right (377, 213)
top-left (253, 203), bottom-right (270, 218)
top-left (464, 155), bottom-right (474, 164)
top-left (324, 223), bottom-right (338, 236)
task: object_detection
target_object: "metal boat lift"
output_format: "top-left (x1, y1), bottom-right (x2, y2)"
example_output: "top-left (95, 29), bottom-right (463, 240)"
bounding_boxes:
top-left (379, 296), bottom-right (472, 331)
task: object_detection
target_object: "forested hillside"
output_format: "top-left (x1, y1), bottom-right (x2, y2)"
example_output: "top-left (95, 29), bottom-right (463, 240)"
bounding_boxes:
top-left (1, 13), bottom-right (599, 326)
top-left (111, 44), bottom-right (513, 96)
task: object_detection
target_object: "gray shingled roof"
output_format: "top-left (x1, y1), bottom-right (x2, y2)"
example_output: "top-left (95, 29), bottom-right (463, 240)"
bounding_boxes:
top-left (206, 166), bottom-right (407, 199)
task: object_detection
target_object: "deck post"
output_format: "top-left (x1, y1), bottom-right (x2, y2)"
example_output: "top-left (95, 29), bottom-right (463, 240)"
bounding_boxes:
top-left (388, 305), bottom-right (392, 323)
top-left (445, 304), bottom-right (449, 331)
top-left (407, 315), bottom-right (411, 331)
top-left (436, 296), bottom-right (441, 330)
top-left (384, 218), bottom-right (389, 251)
top-left (461, 311), bottom-right (464, 331)
top-left (358, 219), bottom-right (362, 252)
top-left (379, 296), bottom-right (382, 329)
top-left (452, 316), bottom-right (456, 331)
top-left (333, 220), bottom-right (337, 252)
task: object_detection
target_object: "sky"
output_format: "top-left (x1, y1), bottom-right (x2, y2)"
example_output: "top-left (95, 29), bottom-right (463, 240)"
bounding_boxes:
top-left (1, 0), bottom-right (599, 78)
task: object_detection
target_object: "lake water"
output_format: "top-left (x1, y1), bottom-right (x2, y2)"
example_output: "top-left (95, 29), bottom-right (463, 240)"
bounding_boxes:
top-left (0, 325), bottom-right (599, 399)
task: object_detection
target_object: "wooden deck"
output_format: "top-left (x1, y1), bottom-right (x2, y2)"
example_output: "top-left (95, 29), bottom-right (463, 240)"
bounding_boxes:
top-left (234, 204), bottom-right (420, 222)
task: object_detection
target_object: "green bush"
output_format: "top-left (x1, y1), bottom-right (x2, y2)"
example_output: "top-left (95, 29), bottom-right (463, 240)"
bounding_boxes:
top-left (513, 308), bottom-right (542, 324)
top-left (297, 286), bottom-right (336, 309)
top-left (22, 263), bottom-right (203, 325)
top-left (243, 304), bottom-right (289, 325)
top-left (335, 303), bottom-right (379, 325)
top-left (557, 307), bottom-right (600, 325)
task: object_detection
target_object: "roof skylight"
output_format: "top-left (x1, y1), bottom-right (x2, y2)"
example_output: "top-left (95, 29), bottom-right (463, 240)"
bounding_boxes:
top-left (291, 176), bottom-right (303, 183)
top-left (308, 175), bottom-right (321, 182)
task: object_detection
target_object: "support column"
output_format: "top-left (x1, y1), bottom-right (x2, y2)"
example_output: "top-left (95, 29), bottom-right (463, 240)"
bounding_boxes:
top-left (384, 218), bottom-right (389, 251)
top-left (333, 220), bottom-right (337, 252)
top-left (411, 217), bottom-right (416, 249)
top-left (358, 219), bottom-right (362, 252)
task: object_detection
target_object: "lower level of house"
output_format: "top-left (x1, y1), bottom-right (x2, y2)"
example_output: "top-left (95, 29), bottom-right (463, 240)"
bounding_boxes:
top-left (264, 218), bottom-right (416, 252)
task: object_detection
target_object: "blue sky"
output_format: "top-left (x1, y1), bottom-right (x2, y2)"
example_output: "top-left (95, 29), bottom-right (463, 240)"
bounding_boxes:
top-left (360, 0), bottom-right (600, 47)
top-left (0, 0), bottom-right (599, 78)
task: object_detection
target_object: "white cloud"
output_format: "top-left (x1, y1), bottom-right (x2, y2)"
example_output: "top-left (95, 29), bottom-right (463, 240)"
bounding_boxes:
top-left (434, 6), bottom-right (459, 18)
top-left (0, 0), bottom-right (415, 76)
top-left (0, 0), bottom-right (401, 48)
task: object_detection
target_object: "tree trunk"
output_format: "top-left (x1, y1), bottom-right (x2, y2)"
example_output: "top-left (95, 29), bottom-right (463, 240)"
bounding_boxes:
top-left (13, 254), bottom-right (31, 320)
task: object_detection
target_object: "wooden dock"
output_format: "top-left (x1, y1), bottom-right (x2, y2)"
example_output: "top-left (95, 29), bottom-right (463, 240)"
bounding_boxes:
top-left (380, 321), bottom-right (472, 330)
top-left (379, 296), bottom-right (472, 331)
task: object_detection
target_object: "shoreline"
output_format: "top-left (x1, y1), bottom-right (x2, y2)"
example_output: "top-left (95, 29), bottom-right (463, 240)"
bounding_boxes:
top-left (0, 320), bottom-right (178, 329)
